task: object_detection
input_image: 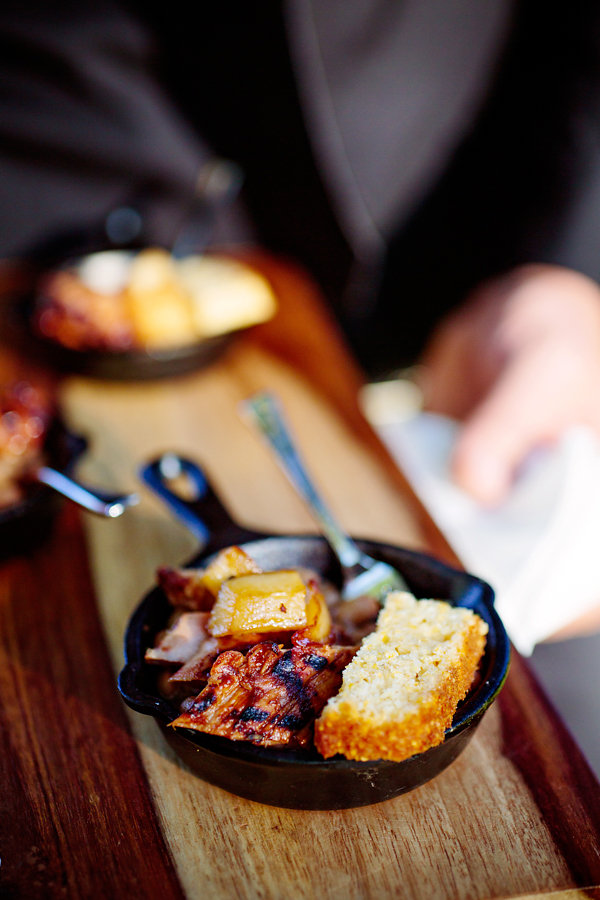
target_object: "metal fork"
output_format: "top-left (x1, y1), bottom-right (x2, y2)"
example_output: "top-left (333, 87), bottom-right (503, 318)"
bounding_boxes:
top-left (243, 391), bottom-right (408, 603)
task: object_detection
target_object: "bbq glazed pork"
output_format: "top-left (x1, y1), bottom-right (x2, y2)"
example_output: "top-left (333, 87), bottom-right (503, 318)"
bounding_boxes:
top-left (172, 638), bottom-right (355, 748)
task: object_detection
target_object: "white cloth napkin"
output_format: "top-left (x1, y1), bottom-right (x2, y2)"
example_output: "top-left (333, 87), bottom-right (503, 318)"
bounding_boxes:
top-left (373, 412), bottom-right (600, 655)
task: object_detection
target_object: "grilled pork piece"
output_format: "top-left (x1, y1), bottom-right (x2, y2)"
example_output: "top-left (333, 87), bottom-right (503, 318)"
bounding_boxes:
top-left (144, 611), bottom-right (211, 665)
top-left (171, 639), bottom-right (355, 748)
top-left (36, 270), bottom-right (136, 351)
top-left (157, 568), bottom-right (215, 611)
top-left (169, 637), bottom-right (220, 686)
top-left (329, 594), bottom-right (380, 644)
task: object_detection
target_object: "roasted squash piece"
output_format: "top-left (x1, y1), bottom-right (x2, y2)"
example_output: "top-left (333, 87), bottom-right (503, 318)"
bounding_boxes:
top-left (201, 545), bottom-right (263, 597)
top-left (295, 580), bottom-right (332, 643)
top-left (208, 570), bottom-right (308, 637)
top-left (157, 546), bottom-right (262, 611)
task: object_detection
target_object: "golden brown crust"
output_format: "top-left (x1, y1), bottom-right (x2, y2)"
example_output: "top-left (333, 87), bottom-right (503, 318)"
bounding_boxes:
top-left (314, 604), bottom-right (487, 762)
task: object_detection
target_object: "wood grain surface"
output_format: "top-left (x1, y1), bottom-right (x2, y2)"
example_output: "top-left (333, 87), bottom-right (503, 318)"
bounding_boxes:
top-left (0, 254), bottom-right (599, 899)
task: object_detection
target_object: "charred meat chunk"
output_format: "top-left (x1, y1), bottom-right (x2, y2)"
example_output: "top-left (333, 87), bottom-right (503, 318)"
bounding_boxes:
top-left (144, 611), bottom-right (211, 665)
top-left (171, 639), bottom-right (355, 748)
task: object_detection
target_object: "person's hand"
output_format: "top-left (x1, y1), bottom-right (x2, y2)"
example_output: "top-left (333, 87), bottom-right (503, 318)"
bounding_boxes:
top-left (418, 264), bottom-right (600, 505)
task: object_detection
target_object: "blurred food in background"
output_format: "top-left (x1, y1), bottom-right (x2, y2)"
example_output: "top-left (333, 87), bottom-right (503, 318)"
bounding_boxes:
top-left (33, 248), bottom-right (277, 353)
top-left (0, 381), bottom-right (52, 507)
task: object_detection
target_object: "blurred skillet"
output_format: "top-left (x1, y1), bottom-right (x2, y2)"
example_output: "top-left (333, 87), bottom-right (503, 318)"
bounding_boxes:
top-left (24, 322), bottom-right (233, 382)
top-left (16, 168), bottom-right (246, 380)
top-left (0, 417), bottom-right (87, 558)
top-left (20, 259), bottom-right (233, 382)
top-left (118, 454), bottom-right (510, 810)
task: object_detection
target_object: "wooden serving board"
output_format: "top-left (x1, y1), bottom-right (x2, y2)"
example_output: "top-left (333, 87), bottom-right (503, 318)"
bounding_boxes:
top-left (0, 255), bottom-right (599, 899)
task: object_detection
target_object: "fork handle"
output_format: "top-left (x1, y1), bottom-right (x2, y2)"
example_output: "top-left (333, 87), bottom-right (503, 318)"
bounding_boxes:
top-left (34, 466), bottom-right (137, 518)
top-left (243, 392), bottom-right (363, 570)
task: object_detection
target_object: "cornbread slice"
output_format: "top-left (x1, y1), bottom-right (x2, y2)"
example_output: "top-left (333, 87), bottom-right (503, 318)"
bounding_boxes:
top-left (314, 591), bottom-right (488, 762)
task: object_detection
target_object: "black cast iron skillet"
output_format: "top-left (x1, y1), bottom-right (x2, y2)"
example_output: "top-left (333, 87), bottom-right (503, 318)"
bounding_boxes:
top-left (118, 454), bottom-right (510, 810)
top-left (29, 329), bottom-right (233, 382)
top-left (0, 418), bottom-right (87, 559)
top-left (6, 250), bottom-right (232, 382)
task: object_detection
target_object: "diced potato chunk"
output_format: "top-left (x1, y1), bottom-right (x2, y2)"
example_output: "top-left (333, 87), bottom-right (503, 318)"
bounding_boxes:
top-left (127, 248), bottom-right (177, 292)
top-left (178, 255), bottom-right (277, 337)
top-left (126, 250), bottom-right (195, 348)
top-left (208, 570), bottom-right (308, 637)
top-left (202, 546), bottom-right (263, 598)
top-left (296, 581), bottom-right (332, 643)
top-left (157, 547), bottom-right (262, 611)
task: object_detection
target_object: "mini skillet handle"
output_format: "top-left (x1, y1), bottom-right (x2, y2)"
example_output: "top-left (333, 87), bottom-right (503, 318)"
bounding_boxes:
top-left (140, 453), bottom-right (261, 550)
